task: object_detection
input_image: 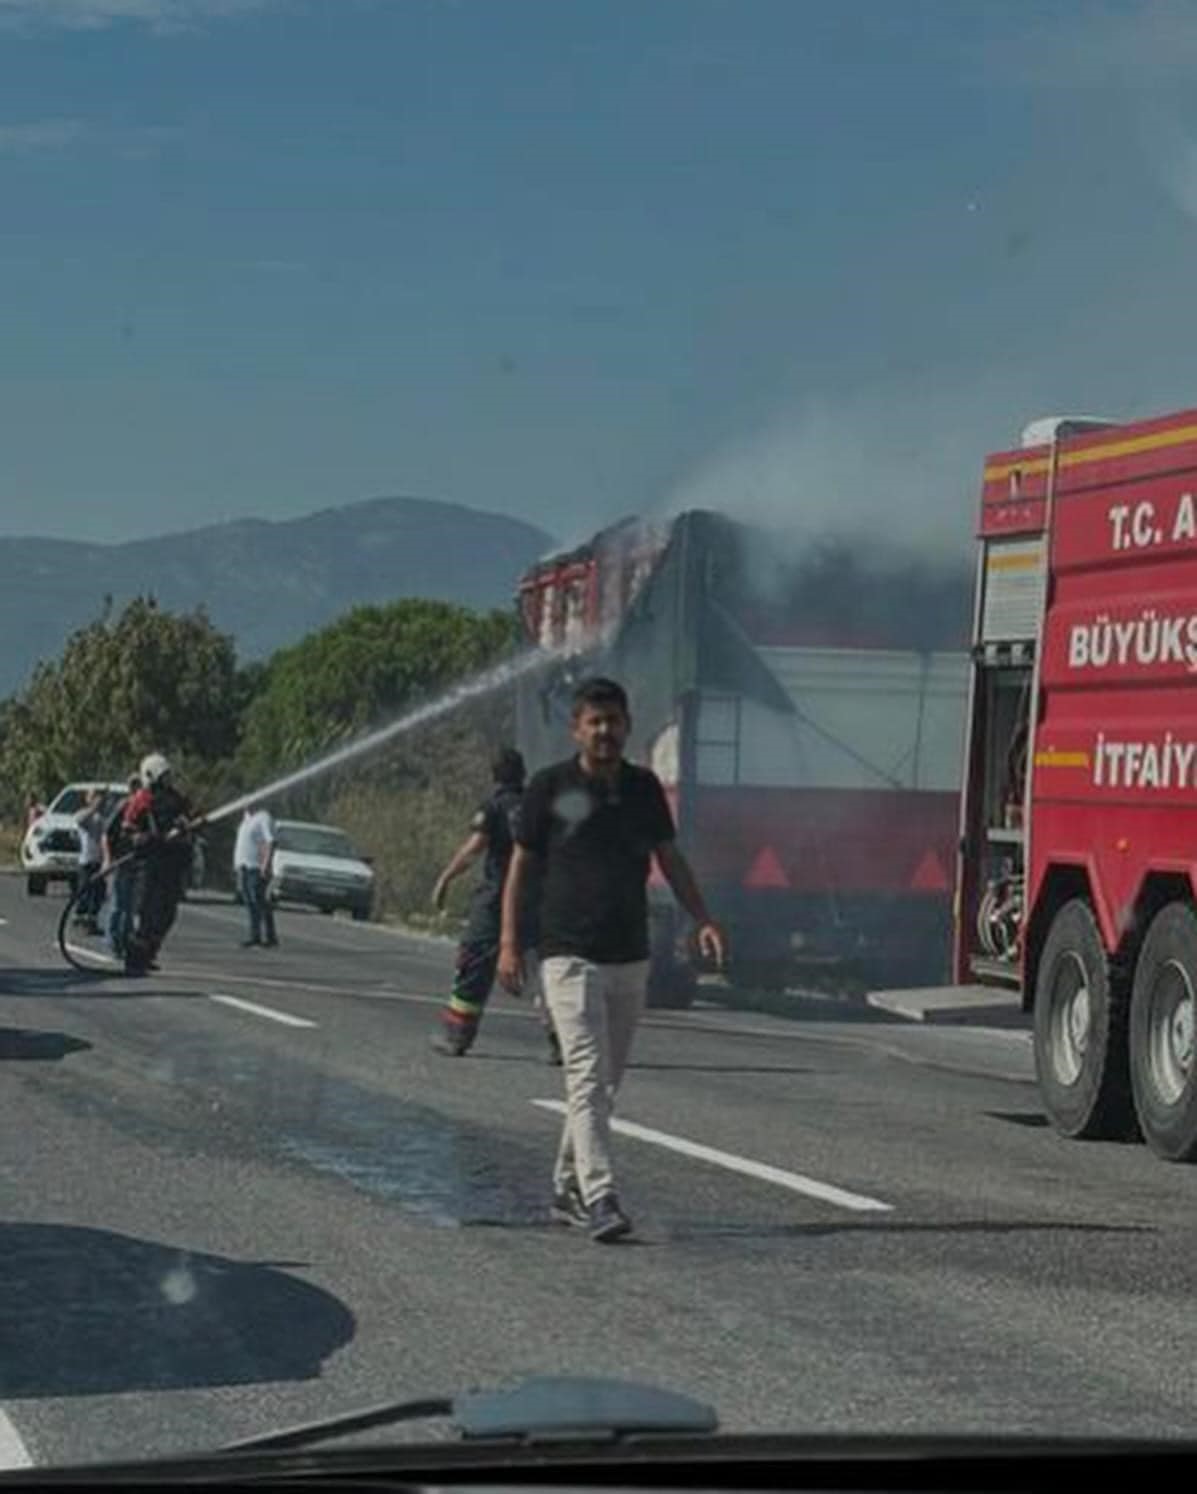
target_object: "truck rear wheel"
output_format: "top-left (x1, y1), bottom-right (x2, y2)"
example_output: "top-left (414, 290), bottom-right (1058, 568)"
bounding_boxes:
top-left (1130, 902), bottom-right (1197, 1162)
top-left (1033, 898), bottom-right (1136, 1141)
top-left (26, 875), bottom-right (46, 897)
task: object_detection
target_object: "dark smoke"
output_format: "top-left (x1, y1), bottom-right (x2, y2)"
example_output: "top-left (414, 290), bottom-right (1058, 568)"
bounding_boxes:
top-left (707, 515), bottom-right (973, 654)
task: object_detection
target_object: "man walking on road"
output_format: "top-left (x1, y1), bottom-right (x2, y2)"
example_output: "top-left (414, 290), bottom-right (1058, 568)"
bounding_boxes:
top-left (499, 677), bottom-right (725, 1243)
top-left (234, 803), bottom-right (278, 948)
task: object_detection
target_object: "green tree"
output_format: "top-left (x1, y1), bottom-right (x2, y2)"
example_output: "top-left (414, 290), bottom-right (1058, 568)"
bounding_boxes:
top-left (0, 598), bottom-right (241, 813)
top-left (238, 599), bottom-right (516, 784)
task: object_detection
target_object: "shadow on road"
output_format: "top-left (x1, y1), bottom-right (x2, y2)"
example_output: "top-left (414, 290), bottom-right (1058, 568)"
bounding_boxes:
top-left (0, 967), bottom-right (108, 997)
top-left (986, 1110), bottom-right (1050, 1128)
top-left (0, 1027), bottom-right (91, 1062)
top-left (0, 966), bottom-right (203, 1002)
top-left (0, 1222), bottom-right (355, 1397)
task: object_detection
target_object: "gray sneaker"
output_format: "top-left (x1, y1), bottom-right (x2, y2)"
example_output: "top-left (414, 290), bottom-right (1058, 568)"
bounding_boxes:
top-left (550, 1179), bottom-right (589, 1228)
top-left (588, 1193), bottom-right (633, 1243)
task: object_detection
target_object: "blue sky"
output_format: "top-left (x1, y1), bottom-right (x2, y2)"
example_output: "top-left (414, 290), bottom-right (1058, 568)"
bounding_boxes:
top-left (2, 0), bottom-right (1197, 553)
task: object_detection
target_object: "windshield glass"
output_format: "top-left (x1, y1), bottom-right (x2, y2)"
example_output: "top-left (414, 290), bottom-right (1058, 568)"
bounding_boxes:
top-left (47, 789), bottom-right (87, 816)
top-left (2, 0), bottom-right (1196, 1474)
top-left (275, 825), bottom-right (358, 860)
top-left (48, 788), bottom-right (123, 818)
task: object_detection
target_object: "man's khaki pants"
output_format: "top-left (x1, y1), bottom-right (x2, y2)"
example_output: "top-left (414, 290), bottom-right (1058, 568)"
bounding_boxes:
top-left (541, 956), bottom-right (649, 1205)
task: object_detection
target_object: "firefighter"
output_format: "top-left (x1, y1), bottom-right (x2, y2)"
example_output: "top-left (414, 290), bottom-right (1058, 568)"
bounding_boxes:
top-left (122, 753), bottom-right (198, 977)
top-left (430, 746), bottom-right (558, 1060)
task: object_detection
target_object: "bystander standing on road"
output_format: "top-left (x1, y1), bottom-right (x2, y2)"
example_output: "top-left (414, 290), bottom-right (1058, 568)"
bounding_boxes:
top-left (234, 803), bottom-right (278, 948)
top-left (499, 676), bottom-right (725, 1243)
top-left (25, 792), bottom-right (44, 831)
top-left (73, 789), bottom-right (108, 936)
top-left (104, 773), bottom-right (141, 960)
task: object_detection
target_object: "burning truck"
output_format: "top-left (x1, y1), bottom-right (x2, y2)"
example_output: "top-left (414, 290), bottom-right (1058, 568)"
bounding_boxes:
top-left (514, 510), bottom-right (972, 1004)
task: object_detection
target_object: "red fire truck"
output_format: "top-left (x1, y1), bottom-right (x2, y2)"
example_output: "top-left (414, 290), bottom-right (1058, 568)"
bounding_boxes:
top-left (957, 407), bottom-right (1197, 1161)
top-left (515, 510), bottom-right (971, 1003)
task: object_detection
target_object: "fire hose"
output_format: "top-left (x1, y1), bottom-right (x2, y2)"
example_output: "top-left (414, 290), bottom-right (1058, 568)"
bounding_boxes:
top-left (57, 822), bottom-right (206, 975)
top-left (50, 645), bottom-right (561, 975)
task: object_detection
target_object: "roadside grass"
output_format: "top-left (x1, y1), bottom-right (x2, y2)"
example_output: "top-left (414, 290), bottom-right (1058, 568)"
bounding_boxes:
top-left (0, 820), bottom-right (22, 870)
top-left (298, 696), bottom-right (512, 931)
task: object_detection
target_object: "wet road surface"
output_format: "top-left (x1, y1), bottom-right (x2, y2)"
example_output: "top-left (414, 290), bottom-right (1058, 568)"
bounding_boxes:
top-left (2, 877), bottom-right (1197, 1466)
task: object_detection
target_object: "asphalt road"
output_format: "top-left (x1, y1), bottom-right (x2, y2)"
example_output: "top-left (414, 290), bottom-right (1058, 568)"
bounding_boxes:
top-left (2, 875), bottom-right (1197, 1470)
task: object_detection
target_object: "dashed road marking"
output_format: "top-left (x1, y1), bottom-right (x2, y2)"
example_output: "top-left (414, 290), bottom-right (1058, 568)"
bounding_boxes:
top-left (209, 993), bottom-right (316, 1029)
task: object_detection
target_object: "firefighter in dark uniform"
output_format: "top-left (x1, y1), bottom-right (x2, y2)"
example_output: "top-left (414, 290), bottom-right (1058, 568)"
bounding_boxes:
top-left (431, 747), bottom-right (556, 1059)
top-left (122, 753), bottom-right (198, 976)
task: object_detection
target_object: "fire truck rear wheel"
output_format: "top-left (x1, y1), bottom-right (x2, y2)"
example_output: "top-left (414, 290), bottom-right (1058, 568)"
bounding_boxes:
top-left (1130, 901), bottom-right (1197, 1162)
top-left (1033, 898), bottom-right (1136, 1141)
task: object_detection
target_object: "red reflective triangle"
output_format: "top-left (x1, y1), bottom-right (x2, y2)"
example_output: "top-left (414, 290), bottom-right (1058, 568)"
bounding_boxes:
top-left (910, 848), bottom-right (950, 892)
top-left (744, 845), bottom-right (790, 890)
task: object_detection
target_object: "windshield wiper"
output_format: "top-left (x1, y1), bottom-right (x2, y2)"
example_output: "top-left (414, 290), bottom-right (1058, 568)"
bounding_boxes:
top-left (226, 1375), bottom-right (718, 1453)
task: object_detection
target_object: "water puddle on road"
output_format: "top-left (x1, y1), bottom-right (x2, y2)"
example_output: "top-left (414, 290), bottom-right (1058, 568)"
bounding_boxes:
top-left (139, 1032), bottom-right (552, 1230)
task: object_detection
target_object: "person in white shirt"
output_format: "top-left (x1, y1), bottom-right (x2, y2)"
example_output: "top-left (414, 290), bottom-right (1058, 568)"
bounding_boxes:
top-left (234, 804), bottom-right (277, 948)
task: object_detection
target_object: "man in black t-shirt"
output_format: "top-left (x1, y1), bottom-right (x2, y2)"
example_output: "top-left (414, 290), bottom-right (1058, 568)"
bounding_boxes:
top-left (430, 747), bottom-right (553, 1058)
top-left (499, 677), bottom-right (725, 1243)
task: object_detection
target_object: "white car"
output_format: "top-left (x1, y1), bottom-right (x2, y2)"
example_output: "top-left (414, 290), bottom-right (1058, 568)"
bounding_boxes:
top-left (267, 819), bottom-right (375, 921)
top-left (22, 781), bottom-right (127, 896)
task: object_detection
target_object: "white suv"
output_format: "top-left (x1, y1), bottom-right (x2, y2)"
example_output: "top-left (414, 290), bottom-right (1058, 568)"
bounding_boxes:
top-left (22, 782), bottom-right (127, 896)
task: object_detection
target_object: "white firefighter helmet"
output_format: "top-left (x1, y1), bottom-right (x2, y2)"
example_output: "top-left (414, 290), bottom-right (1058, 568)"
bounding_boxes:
top-left (139, 752), bottom-right (172, 786)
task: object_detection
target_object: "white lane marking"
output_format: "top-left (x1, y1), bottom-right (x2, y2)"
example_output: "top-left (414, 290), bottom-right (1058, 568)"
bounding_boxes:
top-left (531, 1099), bottom-right (892, 1214)
top-left (0, 1408), bottom-right (32, 1470)
top-left (209, 993), bottom-right (316, 1029)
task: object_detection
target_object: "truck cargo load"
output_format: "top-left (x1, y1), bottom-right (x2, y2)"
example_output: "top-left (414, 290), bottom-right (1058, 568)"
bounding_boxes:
top-left (515, 510), bottom-right (972, 1003)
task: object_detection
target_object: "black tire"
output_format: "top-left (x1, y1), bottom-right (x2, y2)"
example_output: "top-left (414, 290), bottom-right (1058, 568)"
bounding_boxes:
top-left (351, 906), bottom-right (370, 923)
top-left (320, 906), bottom-right (335, 916)
top-left (1130, 901), bottom-right (1197, 1161)
top-left (26, 875), bottom-right (46, 897)
top-left (1033, 897), bottom-right (1136, 1140)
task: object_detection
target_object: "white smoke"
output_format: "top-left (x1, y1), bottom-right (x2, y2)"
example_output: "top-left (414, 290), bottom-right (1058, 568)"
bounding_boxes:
top-left (662, 380), bottom-right (1003, 569)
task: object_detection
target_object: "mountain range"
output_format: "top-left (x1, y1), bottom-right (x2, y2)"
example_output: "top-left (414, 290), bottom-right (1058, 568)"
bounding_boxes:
top-left (0, 496), bottom-right (553, 698)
